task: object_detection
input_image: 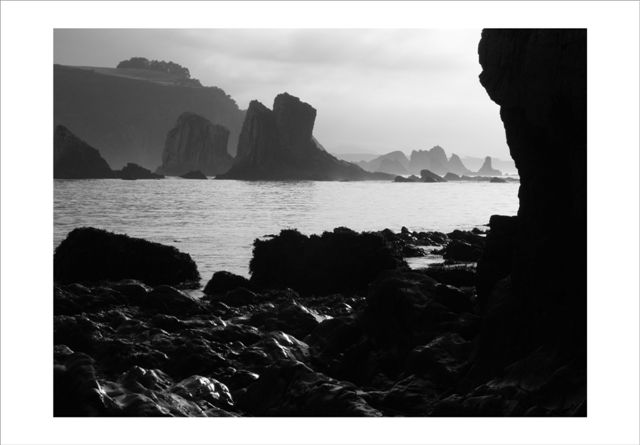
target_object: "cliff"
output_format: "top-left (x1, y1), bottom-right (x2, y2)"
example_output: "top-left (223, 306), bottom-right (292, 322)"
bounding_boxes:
top-left (54, 125), bottom-right (114, 179)
top-left (218, 93), bottom-right (392, 181)
top-left (54, 64), bottom-right (245, 169)
top-left (157, 112), bottom-right (233, 176)
top-left (476, 29), bottom-right (586, 377)
top-left (476, 156), bottom-right (502, 176)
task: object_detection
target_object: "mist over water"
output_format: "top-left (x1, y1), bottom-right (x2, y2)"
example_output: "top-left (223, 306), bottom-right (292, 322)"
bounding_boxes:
top-left (54, 179), bottom-right (519, 279)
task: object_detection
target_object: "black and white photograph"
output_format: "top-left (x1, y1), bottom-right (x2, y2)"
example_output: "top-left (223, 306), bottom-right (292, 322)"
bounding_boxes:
top-left (1, 1), bottom-right (639, 444)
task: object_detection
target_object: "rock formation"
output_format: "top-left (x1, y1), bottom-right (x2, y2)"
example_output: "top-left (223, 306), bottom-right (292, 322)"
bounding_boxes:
top-left (218, 93), bottom-right (392, 181)
top-left (54, 64), bottom-right (245, 168)
top-left (115, 163), bottom-right (164, 180)
top-left (447, 154), bottom-right (473, 176)
top-left (476, 156), bottom-right (502, 176)
top-left (475, 29), bottom-right (586, 382)
top-left (54, 125), bottom-right (114, 179)
top-left (420, 169), bottom-right (447, 183)
top-left (157, 112), bottom-right (233, 176)
top-left (409, 146), bottom-right (449, 176)
top-left (357, 151), bottom-right (410, 175)
top-left (54, 227), bottom-right (200, 286)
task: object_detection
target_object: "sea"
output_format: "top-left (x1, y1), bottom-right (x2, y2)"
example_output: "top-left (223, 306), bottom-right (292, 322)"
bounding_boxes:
top-left (54, 179), bottom-right (519, 281)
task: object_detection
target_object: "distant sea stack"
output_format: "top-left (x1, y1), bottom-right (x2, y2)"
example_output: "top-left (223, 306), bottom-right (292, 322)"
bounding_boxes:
top-left (410, 146), bottom-right (449, 176)
top-left (54, 125), bottom-right (114, 179)
top-left (357, 151), bottom-right (410, 175)
top-left (476, 156), bottom-right (502, 176)
top-left (218, 93), bottom-right (391, 181)
top-left (157, 112), bottom-right (233, 176)
top-left (54, 64), bottom-right (245, 169)
top-left (447, 153), bottom-right (473, 176)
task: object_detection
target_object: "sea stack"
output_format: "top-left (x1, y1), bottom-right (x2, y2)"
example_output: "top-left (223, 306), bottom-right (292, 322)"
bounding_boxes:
top-left (54, 125), bottom-right (114, 179)
top-left (447, 153), bottom-right (473, 176)
top-left (218, 93), bottom-right (391, 181)
top-left (157, 112), bottom-right (233, 176)
top-left (476, 156), bottom-right (502, 176)
top-left (409, 146), bottom-right (449, 176)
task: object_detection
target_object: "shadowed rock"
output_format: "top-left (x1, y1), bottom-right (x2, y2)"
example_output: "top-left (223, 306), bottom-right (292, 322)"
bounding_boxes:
top-left (158, 112), bottom-right (233, 176)
top-left (180, 170), bottom-right (207, 179)
top-left (54, 227), bottom-right (199, 287)
top-left (420, 169), bottom-right (447, 183)
top-left (218, 93), bottom-right (392, 181)
top-left (250, 227), bottom-right (405, 294)
top-left (54, 125), bottom-right (114, 179)
top-left (115, 163), bottom-right (164, 180)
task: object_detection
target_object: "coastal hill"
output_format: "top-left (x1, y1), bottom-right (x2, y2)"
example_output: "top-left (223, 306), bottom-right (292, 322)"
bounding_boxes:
top-left (54, 125), bottom-right (114, 179)
top-left (54, 63), bottom-right (245, 169)
top-left (218, 93), bottom-right (392, 181)
top-left (157, 112), bottom-right (233, 176)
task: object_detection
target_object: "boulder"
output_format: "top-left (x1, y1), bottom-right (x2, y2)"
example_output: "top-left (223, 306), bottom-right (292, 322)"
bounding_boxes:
top-left (158, 112), bottom-right (233, 176)
top-left (54, 125), bottom-right (114, 179)
top-left (54, 227), bottom-right (200, 286)
top-left (249, 227), bottom-right (405, 294)
top-left (441, 240), bottom-right (483, 262)
top-left (203, 271), bottom-right (252, 295)
top-left (420, 169), bottom-right (447, 182)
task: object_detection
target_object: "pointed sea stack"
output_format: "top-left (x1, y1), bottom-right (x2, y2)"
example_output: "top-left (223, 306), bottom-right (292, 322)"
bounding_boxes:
top-left (157, 112), bottom-right (233, 176)
top-left (54, 125), bottom-right (114, 179)
top-left (218, 93), bottom-right (392, 181)
top-left (447, 153), bottom-right (473, 176)
top-left (476, 156), bottom-right (502, 176)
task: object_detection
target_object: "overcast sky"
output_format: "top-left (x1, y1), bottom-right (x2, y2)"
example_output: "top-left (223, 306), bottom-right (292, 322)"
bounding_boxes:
top-left (54, 29), bottom-right (509, 159)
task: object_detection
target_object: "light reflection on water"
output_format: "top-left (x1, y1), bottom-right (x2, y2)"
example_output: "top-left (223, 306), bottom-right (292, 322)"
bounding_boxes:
top-left (54, 178), bottom-right (519, 279)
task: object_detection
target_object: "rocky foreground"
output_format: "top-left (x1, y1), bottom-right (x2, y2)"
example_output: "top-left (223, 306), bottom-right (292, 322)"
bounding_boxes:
top-left (54, 224), bottom-right (584, 417)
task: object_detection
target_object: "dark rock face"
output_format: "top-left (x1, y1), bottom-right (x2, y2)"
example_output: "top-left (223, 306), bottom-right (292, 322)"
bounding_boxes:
top-left (180, 170), bottom-right (207, 179)
top-left (249, 228), bottom-right (405, 294)
top-left (218, 93), bottom-right (392, 181)
top-left (476, 29), bottom-right (586, 381)
top-left (54, 64), bottom-right (245, 167)
top-left (420, 169), bottom-right (447, 183)
top-left (54, 125), bottom-right (114, 179)
top-left (476, 156), bottom-right (502, 176)
top-left (157, 113), bottom-right (233, 176)
top-left (394, 175), bottom-right (421, 183)
top-left (115, 163), bottom-right (164, 180)
top-left (54, 227), bottom-right (200, 287)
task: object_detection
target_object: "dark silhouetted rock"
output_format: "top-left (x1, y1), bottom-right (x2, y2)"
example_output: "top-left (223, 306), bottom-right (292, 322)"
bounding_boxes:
top-left (218, 93), bottom-right (392, 181)
top-left (490, 177), bottom-right (507, 183)
top-left (441, 240), bottom-right (483, 262)
top-left (420, 169), bottom-right (446, 183)
top-left (115, 163), bottom-right (164, 180)
top-left (203, 271), bottom-right (252, 295)
top-left (476, 156), bottom-right (502, 176)
top-left (54, 227), bottom-right (199, 286)
top-left (250, 227), bottom-right (405, 294)
top-left (180, 170), bottom-right (207, 179)
top-left (54, 125), bottom-right (114, 179)
top-left (158, 112), bottom-right (233, 176)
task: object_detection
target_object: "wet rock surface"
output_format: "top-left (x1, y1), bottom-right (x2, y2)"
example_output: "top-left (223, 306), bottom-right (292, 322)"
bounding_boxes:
top-left (54, 223), bottom-right (583, 417)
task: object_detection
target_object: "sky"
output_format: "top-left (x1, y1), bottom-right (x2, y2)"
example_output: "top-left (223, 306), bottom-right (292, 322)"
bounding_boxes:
top-left (54, 29), bottom-right (510, 159)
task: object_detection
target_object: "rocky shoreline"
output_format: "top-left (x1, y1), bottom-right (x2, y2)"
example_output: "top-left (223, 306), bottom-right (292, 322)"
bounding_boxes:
top-left (54, 224), bottom-right (584, 417)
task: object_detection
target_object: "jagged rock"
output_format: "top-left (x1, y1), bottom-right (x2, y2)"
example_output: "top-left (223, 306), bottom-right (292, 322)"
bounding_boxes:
top-left (476, 156), bottom-right (502, 176)
top-left (54, 227), bottom-right (200, 286)
top-left (420, 169), bottom-right (446, 183)
top-left (116, 163), bottom-right (164, 180)
top-left (249, 227), bottom-right (405, 294)
top-left (157, 112), bottom-right (233, 176)
top-left (447, 153), bottom-right (473, 176)
top-left (218, 93), bottom-right (392, 181)
top-left (410, 146), bottom-right (449, 176)
top-left (180, 170), bottom-right (207, 179)
top-left (54, 125), bottom-right (114, 179)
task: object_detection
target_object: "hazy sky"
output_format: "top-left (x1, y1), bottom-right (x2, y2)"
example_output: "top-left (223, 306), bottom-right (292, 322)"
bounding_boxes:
top-left (54, 29), bottom-right (509, 158)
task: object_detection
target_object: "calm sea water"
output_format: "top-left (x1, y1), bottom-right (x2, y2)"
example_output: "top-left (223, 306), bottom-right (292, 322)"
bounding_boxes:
top-left (54, 179), bottom-right (519, 280)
